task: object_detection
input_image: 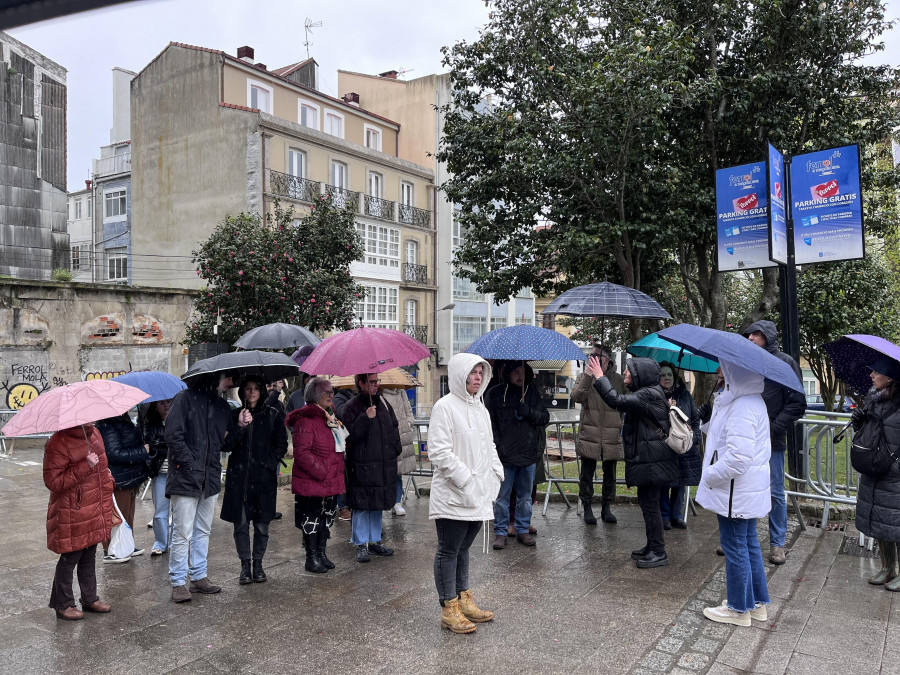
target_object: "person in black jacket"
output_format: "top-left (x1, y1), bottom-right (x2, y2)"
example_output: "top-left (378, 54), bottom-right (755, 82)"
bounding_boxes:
top-left (744, 320), bottom-right (807, 564)
top-left (487, 362), bottom-right (549, 548)
top-left (164, 371), bottom-right (248, 603)
top-left (340, 373), bottom-right (401, 563)
top-left (587, 355), bottom-right (679, 568)
top-left (220, 377), bottom-right (288, 584)
top-left (96, 412), bottom-right (149, 561)
top-left (143, 399), bottom-right (173, 557)
top-left (657, 362), bottom-right (702, 531)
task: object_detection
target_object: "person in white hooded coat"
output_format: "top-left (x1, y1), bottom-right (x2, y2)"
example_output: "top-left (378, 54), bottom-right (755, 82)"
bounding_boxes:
top-left (428, 353), bottom-right (504, 634)
top-left (697, 361), bottom-right (772, 627)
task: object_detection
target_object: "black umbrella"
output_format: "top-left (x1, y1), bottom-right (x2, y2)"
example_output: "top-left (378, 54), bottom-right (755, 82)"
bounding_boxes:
top-left (233, 323), bottom-right (321, 350)
top-left (181, 350), bottom-right (300, 386)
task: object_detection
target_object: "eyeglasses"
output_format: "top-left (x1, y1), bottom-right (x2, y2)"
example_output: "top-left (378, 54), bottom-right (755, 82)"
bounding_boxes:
top-left (322, 390), bottom-right (334, 395)
top-left (366, 379), bottom-right (378, 384)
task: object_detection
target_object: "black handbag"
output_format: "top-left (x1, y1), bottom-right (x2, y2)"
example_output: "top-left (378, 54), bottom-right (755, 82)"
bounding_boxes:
top-left (850, 414), bottom-right (895, 477)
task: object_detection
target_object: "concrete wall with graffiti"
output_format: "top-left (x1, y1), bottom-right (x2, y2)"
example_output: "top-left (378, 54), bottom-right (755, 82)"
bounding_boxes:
top-left (0, 279), bottom-right (197, 409)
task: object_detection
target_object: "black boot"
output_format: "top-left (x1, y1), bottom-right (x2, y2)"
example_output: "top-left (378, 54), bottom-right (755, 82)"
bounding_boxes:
top-left (582, 502), bottom-right (598, 525)
top-left (252, 559), bottom-right (267, 583)
top-left (601, 501), bottom-right (617, 524)
top-left (239, 559), bottom-right (252, 585)
top-left (317, 529), bottom-right (335, 570)
top-left (303, 533), bottom-right (327, 574)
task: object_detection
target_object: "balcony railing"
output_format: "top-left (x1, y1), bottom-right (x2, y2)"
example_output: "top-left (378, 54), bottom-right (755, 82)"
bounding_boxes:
top-left (269, 170), bottom-right (320, 203)
top-left (92, 152), bottom-right (131, 178)
top-left (399, 204), bottom-right (432, 228)
top-left (402, 263), bottom-right (428, 285)
top-left (403, 324), bottom-right (429, 343)
top-left (324, 185), bottom-right (360, 212)
top-left (364, 195), bottom-right (394, 221)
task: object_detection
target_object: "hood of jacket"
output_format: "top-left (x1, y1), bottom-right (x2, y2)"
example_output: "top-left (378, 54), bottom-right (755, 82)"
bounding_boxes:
top-left (448, 353), bottom-right (493, 402)
top-left (626, 357), bottom-right (661, 391)
top-left (744, 320), bottom-right (779, 355)
top-left (718, 360), bottom-right (765, 405)
top-left (500, 361), bottom-right (535, 399)
top-left (285, 402), bottom-right (328, 428)
top-left (237, 375), bottom-right (268, 414)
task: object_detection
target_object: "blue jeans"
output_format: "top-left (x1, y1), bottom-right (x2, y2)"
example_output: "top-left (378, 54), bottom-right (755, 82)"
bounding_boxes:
top-left (351, 509), bottom-right (384, 546)
top-left (396, 476), bottom-right (404, 504)
top-left (659, 486), bottom-right (685, 522)
top-left (151, 475), bottom-right (171, 551)
top-left (494, 463), bottom-right (536, 536)
top-left (168, 493), bottom-right (217, 587)
top-left (717, 515), bottom-right (770, 613)
top-left (769, 450), bottom-right (787, 547)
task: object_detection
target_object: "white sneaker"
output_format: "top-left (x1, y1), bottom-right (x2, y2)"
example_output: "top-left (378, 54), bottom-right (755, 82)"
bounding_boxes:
top-left (392, 503), bottom-right (406, 516)
top-left (721, 599), bottom-right (767, 621)
top-left (131, 548), bottom-right (145, 557)
top-left (703, 605), bottom-right (751, 627)
top-left (102, 554), bottom-right (131, 564)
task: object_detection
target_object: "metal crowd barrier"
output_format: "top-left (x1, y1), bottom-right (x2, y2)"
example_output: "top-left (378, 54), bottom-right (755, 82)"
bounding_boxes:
top-left (0, 409), bottom-right (52, 459)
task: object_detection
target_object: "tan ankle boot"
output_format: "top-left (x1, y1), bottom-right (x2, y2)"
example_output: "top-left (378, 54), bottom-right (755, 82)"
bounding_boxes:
top-left (458, 589), bottom-right (494, 623)
top-left (440, 598), bottom-right (476, 633)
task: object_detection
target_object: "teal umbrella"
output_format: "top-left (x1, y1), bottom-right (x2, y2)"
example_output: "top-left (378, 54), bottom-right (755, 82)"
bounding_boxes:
top-left (627, 333), bottom-right (720, 373)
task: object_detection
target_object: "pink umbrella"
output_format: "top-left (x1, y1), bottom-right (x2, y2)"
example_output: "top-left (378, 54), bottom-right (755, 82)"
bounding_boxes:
top-left (1, 380), bottom-right (149, 437)
top-left (300, 327), bottom-right (431, 377)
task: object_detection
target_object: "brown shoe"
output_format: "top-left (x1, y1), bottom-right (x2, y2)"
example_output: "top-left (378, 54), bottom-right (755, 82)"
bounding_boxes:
top-left (190, 577), bottom-right (222, 594)
top-left (458, 589), bottom-right (494, 623)
top-left (769, 546), bottom-right (787, 565)
top-left (338, 507), bottom-right (352, 522)
top-left (507, 524), bottom-right (515, 536)
top-left (528, 525), bottom-right (537, 535)
top-left (440, 598), bottom-right (476, 634)
top-left (492, 535), bottom-right (507, 550)
top-left (82, 600), bottom-right (111, 613)
top-left (516, 532), bottom-right (536, 547)
top-left (55, 606), bottom-right (84, 621)
top-left (171, 585), bottom-right (192, 603)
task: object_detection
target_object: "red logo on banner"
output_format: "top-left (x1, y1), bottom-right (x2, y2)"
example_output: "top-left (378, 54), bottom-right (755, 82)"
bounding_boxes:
top-left (734, 193), bottom-right (758, 212)
top-left (812, 180), bottom-right (839, 200)
top-left (774, 182), bottom-right (782, 199)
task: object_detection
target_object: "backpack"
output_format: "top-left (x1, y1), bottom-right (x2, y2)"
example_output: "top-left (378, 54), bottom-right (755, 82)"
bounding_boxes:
top-left (850, 411), bottom-right (895, 477)
top-left (647, 393), bottom-right (694, 456)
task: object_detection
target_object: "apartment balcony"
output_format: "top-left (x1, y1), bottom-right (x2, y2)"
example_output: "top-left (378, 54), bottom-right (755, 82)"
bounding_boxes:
top-left (269, 170), bottom-right (319, 203)
top-left (92, 152), bottom-right (131, 179)
top-left (403, 324), bottom-right (429, 344)
top-left (324, 185), bottom-right (360, 212)
top-left (402, 263), bottom-right (428, 285)
top-left (399, 204), bottom-right (432, 228)
top-left (364, 195), bottom-right (394, 221)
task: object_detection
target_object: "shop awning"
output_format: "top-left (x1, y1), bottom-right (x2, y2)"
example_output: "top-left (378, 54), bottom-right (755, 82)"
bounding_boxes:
top-left (527, 360), bottom-right (569, 371)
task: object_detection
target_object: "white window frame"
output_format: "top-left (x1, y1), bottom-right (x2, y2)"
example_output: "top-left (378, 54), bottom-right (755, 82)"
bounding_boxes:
top-left (490, 316), bottom-right (507, 330)
top-left (324, 109), bottom-right (345, 139)
top-left (400, 181), bottom-right (414, 207)
top-left (288, 148), bottom-right (306, 178)
top-left (87, 198), bottom-right (92, 218)
top-left (405, 299), bottom-right (417, 326)
top-left (71, 245), bottom-right (83, 271)
top-left (356, 284), bottom-right (399, 329)
top-left (104, 189), bottom-right (127, 219)
top-left (107, 248), bottom-right (127, 281)
top-left (331, 161), bottom-right (347, 189)
top-left (74, 200), bottom-right (82, 220)
top-left (452, 210), bottom-right (465, 249)
top-left (364, 124), bottom-right (382, 152)
top-left (405, 240), bottom-right (418, 265)
top-left (452, 275), bottom-right (484, 301)
top-left (356, 223), bottom-right (400, 268)
top-left (247, 79), bottom-right (274, 114)
top-left (453, 316), bottom-right (487, 354)
top-left (298, 99), bottom-right (320, 130)
top-left (368, 171), bottom-right (383, 198)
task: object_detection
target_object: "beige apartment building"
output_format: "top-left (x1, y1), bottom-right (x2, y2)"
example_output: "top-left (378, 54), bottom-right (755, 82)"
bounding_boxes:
top-left (129, 43), bottom-right (438, 409)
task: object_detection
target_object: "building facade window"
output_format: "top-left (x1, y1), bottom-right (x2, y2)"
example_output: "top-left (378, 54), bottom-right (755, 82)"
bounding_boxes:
top-left (452, 275), bottom-right (484, 301)
top-left (74, 200), bottom-right (82, 220)
top-left (324, 110), bottom-right (344, 138)
top-left (452, 210), bottom-right (465, 249)
top-left (368, 171), bottom-right (383, 198)
top-left (104, 189), bottom-right (127, 218)
top-left (490, 316), bottom-right (507, 330)
top-left (401, 181), bottom-right (414, 206)
top-left (87, 198), bottom-right (92, 218)
top-left (357, 223), bottom-right (400, 267)
top-left (405, 240), bottom-right (418, 265)
top-left (331, 161), bottom-right (347, 189)
top-left (364, 124), bottom-right (382, 151)
top-left (356, 284), bottom-right (399, 328)
top-left (247, 80), bottom-right (273, 113)
top-left (71, 245), bottom-right (83, 271)
top-left (107, 248), bottom-right (127, 281)
top-left (453, 316), bottom-right (486, 354)
top-left (405, 299), bottom-right (417, 326)
top-left (288, 148), bottom-right (306, 178)
top-left (299, 100), bottom-right (320, 130)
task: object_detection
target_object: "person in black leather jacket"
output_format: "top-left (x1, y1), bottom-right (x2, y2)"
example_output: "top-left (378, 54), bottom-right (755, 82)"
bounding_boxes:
top-left (143, 399), bottom-right (173, 557)
top-left (587, 356), bottom-right (679, 568)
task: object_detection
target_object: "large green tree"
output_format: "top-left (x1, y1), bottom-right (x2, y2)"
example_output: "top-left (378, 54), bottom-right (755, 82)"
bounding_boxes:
top-left (185, 199), bottom-right (365, 345)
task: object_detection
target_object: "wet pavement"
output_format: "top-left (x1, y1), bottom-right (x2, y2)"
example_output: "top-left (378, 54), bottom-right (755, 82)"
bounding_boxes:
top-left (0, 443), bottom-right (897, 674)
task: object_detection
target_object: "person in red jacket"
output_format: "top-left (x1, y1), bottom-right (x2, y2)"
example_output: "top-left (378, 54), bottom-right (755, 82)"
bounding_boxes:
top-left (43, 424), bottom-right (117, 621)
top-left (285, 377), bottom-right (346, 574)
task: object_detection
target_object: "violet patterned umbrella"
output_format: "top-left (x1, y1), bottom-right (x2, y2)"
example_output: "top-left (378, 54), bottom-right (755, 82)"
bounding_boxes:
top-left (823, 334), bottom-right (900, 397)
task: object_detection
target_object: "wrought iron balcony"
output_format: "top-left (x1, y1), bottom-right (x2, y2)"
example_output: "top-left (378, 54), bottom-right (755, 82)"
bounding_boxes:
top-left (403, 324), bottom-right (429, 343)
top-left (324, 185), bottom-right (360, 212)
top-left (269, 170), bottom-right (320, 203)
top-left (399, 204), bottom-right (432, 228)
top-left (364, 195), bottom-right (394, 221)
top-left (402, 263), bottom-right (428, 285)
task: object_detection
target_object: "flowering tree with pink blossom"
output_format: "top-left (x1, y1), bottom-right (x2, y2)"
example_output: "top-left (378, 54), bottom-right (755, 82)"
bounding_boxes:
top-left (185, 198), bottom-right (366, 345)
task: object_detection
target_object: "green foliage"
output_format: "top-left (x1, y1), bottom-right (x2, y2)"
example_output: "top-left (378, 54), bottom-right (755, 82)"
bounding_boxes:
top-left (185, 198), bottom-right (366, 345)
top-left (51, 268), bottom-right (73, 282)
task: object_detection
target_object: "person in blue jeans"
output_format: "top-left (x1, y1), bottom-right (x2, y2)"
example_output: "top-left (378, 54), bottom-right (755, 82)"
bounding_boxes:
top-left (143, 399), bottom-right (173, 556)
top-left (486, 362), bottom-right (549, 549)
top-left (697, 360), bottom-right (772, 627)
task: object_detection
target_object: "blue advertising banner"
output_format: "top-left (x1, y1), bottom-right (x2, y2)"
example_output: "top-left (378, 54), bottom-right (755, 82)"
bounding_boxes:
top-left (789, 144), bottom-right (864, 265)
top-left (715, 162), bottom-right (777, 272)
top-left (767, 143), bottom-right (788, 264)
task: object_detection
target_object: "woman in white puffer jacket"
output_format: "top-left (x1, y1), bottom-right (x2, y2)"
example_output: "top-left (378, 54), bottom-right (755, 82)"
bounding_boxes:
top-left (696, 360), bottom-right (772, 628)
top-left (428, 353), bottom-right (504, 634)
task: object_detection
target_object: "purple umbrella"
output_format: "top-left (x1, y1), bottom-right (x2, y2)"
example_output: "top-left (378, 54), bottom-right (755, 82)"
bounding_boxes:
top-left (291, 345), bottom-right (315, 368)
top-left (823, 334), bottom-right (900, 397)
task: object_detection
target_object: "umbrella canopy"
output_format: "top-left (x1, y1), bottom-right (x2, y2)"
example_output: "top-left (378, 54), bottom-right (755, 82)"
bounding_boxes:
top-left (823, 334), bottom-right (900, 397)
top-left (327, 368), bottom-right (422, 390)
top-left (542, 282), bottom-right (672, 320)
top-left (1, 380), bottom-right (149, 437)
top-left (627, 333), bottom-right (720, 374)
top-left (658, 323), bottom-right (804, 394)
top-left (233, 322), bottom-right (321, 350)
top-left (301, 327), bottom-right (431, 376)
top-left (112, 371), bottom-right (186, 403)
top-left (181, 350), bottom-right (300, 387)
top-left (465, 324), bottom-right (586, 361)
top-left (291, 345), bottom-right (315, 369)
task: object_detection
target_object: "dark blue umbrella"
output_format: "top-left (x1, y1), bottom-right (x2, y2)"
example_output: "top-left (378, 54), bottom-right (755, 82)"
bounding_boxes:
top-left (823, 334), bottom-right (900, 397)
top-left (181, 350), bottom-right (300, 386)
top-left (658, 324), bottom-right (804, 393)
top-left (113, 371), bottom-right (187, 403)
top-left (627, 333), bottom-right (720, 373)
top-left (465, 324), bottom-right (586, 361)
top-left (542, 282), bottom-right (671, 320)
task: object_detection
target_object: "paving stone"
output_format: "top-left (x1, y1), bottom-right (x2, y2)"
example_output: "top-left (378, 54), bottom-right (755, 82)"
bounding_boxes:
top-left (656, 636), bottom-right (683, 654)
top-left (637, 650), bottom-right (674, 671)
top-left (677, 652), bottom-right (711, 671)
top-left (691, 636), bottom-right (721, 654)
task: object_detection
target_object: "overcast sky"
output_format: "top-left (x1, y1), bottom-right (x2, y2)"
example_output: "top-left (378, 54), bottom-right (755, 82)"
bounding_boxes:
top-left (7, 0), bottom-right (900, 193)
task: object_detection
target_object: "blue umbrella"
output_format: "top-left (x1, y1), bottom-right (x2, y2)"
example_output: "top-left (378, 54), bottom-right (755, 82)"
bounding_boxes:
top-left (542, 282), bottom-right (671, 320)
top-left (823, 334), bottom-right (900, 397)
top-left (113, 371), bottom-right (187, 403)
top-left (658, 324), bottom-right (804, 393)
top-left (627, 333), bottom-right (720, 373)
top-left (465, 324), bottom-right (586, 361)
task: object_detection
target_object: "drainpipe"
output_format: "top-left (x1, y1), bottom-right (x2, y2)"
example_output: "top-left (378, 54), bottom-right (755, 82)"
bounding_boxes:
top-left (219, 54), bottom-right (225, 104)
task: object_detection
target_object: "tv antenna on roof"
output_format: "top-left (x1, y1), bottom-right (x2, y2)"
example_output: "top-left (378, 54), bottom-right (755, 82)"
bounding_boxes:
top-left (396, 67), bottom-right (415, 79)
top-left (304, 18), bottom-right (322, 60)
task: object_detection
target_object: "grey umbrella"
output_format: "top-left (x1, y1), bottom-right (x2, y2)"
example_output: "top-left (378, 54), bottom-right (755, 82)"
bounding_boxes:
top-left (233, 322), bottom-right (321, 350)
top-left (542, 282), bottom-right (671, 319)
top-left (181, 350), bottom-right (300, 386)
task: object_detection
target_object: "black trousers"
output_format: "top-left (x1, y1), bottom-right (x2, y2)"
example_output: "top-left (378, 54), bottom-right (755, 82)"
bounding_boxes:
top-left (294, 494), bottom-right (337, 538)
top-left (637, 485), bottom-right (666, 554)
top-left (434, 519), bottom-right (482, 605)
top-left (579, 457), bottom-right (618, 503)
top-left (49, 544), bottom-right (99, 610)
top-left (233, 503), bottom-right (270, 561)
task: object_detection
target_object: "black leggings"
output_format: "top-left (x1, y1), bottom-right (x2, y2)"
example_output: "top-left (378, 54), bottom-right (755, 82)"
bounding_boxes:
top-left (434, 519), bottom-right (482, 605)
top-left (637, 485), bottom-right (665, 554)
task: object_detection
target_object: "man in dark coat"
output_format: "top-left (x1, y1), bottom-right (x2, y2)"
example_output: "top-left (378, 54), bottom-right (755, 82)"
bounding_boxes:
top-left (341, 373), bottom-right (402, 563)
top-left (744, 320), bottom-right (807, 565)
top-left (164, 371), bottom-right (249, 602)
top-left (487, 362), bottom-right (549, 548)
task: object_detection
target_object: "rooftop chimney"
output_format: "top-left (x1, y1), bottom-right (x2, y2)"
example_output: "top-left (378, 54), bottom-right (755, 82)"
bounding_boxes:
top-left (85, 179), bottom-right (92, 190)
top-left (342, 92), bottom-right (360, 106)
top-left (379, 69), bottom-right (399, 79)
top-left (255, 63), bottom-right (267, 71)
top-left (237, 46), bottom-right (255, 62)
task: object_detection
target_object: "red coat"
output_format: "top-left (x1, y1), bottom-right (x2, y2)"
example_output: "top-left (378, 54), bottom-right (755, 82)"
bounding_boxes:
top-left (43, 425), bottom-right (117, 554)
top-left (286, 404), bottom-right (345, 498)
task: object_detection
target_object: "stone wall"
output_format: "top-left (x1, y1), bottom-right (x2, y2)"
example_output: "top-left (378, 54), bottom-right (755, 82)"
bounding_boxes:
top-left (0, 279), bottom-right (197, 409)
